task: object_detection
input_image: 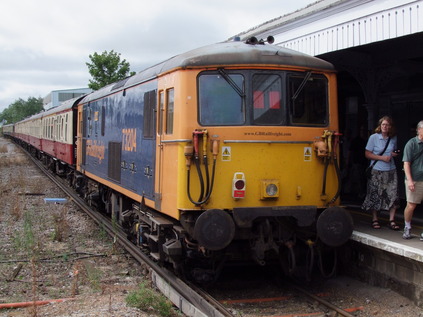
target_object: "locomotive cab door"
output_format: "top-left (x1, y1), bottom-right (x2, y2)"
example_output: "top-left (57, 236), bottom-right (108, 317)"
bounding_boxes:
top-left (155, 88), bottom-right (175, 213)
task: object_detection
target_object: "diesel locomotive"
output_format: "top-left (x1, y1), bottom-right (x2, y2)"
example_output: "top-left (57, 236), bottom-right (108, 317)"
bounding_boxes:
top-left (6, 37), bottom-right (353, 283)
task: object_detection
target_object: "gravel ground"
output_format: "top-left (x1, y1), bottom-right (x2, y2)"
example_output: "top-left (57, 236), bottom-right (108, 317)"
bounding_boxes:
top-left (0, 137), bottom-right (159, 317)
top-left (1, 136), bottom-right (423, 317)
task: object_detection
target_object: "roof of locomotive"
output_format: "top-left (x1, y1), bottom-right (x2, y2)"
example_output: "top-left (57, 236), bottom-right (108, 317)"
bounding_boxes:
top-left (81, 40), bottom-right (335, 103)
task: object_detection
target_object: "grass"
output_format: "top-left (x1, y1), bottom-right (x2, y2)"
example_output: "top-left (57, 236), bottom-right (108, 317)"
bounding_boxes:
top-left (1, 138), bottom-right (181, 316)
top-left (83, 261), bottom-right (103, 291)
top-left (12, 211), bottom-right (37, 253)
top-left (126, 281), bottom-right (179, 317)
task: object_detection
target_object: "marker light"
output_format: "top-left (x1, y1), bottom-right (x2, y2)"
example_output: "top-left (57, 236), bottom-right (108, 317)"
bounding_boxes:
top-left (232, 172), bottom-right (246, 199)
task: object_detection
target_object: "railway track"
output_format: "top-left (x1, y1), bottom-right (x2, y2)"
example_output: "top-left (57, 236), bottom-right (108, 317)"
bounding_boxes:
top-left (213, 275), bottom-right (361, 317)
top-left (20, 145), bottom-right (357, 317)
top-left (24, 152), bottom-right (232, 317)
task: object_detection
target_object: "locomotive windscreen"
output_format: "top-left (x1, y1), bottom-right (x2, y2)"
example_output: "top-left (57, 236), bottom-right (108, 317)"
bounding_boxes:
top-left (198, 69), bottom-right (329, 127)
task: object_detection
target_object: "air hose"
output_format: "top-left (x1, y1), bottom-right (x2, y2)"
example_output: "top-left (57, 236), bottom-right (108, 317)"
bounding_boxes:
top-left (328, 154), bottom-right (342, 204)
top-left (319, 130), bottom-right (342, 205)
top-left (328, 132), bottom-right (342, 204)
top-left (186, 130), bottom-right (218, 206)
top-left (317, 247), bottom-right (337, 278)
top-left (187, 159), bottom-right (216, 206)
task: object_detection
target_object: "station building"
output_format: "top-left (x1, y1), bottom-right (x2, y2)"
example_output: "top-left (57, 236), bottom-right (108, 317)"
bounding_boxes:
top-left (235, 0), bottom-right (423, 201)
top-left (43, 88), bottom-right (91, 110)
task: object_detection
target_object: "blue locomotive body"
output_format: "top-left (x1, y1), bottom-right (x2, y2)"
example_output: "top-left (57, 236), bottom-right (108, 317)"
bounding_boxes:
top-left (80, 79), bottom-right (158, 201)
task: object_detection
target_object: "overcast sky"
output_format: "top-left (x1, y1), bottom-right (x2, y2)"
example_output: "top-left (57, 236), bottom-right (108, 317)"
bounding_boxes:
top-left (0, 0), bottom-right (316, 112)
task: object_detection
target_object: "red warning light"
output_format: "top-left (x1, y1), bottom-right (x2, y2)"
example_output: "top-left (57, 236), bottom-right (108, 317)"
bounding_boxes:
top-left (232, 173), bottom-right (246, 199)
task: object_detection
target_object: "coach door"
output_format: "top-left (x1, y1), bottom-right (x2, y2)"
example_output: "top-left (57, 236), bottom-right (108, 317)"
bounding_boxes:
top-left (76, 105), bottom-right (85, 172)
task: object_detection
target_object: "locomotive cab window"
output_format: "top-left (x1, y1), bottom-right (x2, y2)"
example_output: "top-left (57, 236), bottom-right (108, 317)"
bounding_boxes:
top-left (288, 73), bottom-right (328, 126)
top-left (158, 91), bottom-right (164, 135)
top-left (166, 88), bottom-right (174, 134)
top-left (198, 72), bottom-right (245, 125)
top-left (253, 74), bottom-right (283, 125)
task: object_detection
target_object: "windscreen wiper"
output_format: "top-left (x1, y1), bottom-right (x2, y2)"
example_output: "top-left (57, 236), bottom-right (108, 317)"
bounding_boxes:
top-left (291, 71), bottom-right (312, 101)
top-left (218, 69), bottom-right (245, 98)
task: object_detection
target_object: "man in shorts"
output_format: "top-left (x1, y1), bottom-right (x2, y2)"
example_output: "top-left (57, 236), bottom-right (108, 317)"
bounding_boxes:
top-left (403, 120), bottom-right (423, 239)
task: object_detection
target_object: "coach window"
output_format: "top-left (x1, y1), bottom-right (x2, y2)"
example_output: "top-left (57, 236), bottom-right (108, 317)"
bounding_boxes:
top-left (288, 72), bottom-right (328, 126)
top-left (65, 114), bottom-right (69, 141)
top-left (198, 72), bottom-right (245, 125)
top-left (54, 117), bottom-right (57, 140)
top-left (61, 117), bottom-right (64, 141)
top-left (165, 88), bottom-right (174, 134)
top-left (54, 118), bottom-right (58, 140)
top-left (253, 74), bottom-right (283, 125)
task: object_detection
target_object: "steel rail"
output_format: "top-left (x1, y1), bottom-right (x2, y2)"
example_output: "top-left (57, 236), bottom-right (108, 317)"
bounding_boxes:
top-left (289, 282), bottom-right (356, 317)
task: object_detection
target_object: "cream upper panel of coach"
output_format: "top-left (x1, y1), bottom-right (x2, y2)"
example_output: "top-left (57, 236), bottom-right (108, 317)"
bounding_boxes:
top-left (15, 113), bottom-right (42, 139)
top-left (41, 111), bottom-right (73, 145)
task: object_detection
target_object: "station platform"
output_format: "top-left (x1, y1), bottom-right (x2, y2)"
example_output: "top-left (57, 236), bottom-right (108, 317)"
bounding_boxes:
top-left (346, 205), bottom-right (423, 262)
top-left (342, 204), bottom-right (423, 307)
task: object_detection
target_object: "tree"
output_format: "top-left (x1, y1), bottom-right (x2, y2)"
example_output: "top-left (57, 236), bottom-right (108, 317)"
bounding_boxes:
top-left (0, 97), bottom-right (43, 124)
top-left (86, 50), bottom-right (136, 90)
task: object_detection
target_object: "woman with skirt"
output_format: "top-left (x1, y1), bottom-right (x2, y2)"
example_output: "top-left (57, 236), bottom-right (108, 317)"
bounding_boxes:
top-left (362, 116), bottom-right (400, 230)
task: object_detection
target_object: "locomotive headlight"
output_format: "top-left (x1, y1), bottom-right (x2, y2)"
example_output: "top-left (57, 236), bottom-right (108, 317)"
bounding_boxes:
top-left (260, 180), bottom-right (279, 200)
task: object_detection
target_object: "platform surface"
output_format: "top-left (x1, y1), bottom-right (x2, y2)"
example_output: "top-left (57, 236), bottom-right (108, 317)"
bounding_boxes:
top-left (347, 205), bottom-right (423, 262)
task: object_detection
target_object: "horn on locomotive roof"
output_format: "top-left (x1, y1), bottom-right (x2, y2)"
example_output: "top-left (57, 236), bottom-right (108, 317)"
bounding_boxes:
top-left (266, 35), bottom-right (275, 44)
top-left (246, 36), bottom-right (259, 45)
top-left (246, 35), bottom-right (275, 45)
